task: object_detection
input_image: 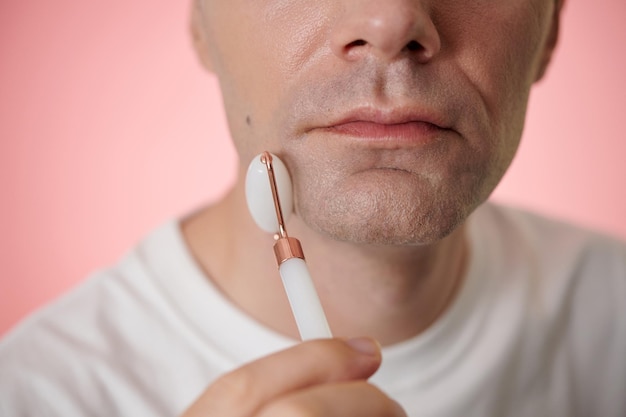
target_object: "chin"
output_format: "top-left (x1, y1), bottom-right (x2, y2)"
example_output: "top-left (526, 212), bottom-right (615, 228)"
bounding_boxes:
top-left (296, 176), bottom-right (483, 247)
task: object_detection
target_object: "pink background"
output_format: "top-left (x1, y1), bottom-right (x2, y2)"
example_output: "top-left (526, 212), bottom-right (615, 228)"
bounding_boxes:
top-left (1, 1), bottom-right (625, 336)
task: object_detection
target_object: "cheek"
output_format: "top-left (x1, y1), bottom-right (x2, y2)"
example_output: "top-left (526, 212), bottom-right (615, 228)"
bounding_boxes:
top-left (206, 1), bottom-right (331, 159)
top-left (440, 0), bottom-right (553, 187)
top-left (445, 1), bottom-right (551, 135)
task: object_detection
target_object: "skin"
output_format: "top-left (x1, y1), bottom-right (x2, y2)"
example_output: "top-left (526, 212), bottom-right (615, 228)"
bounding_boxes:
top-left (181, 0), bottom-right (563, 415)
top-left (183, 338), bottom-right (406, 417)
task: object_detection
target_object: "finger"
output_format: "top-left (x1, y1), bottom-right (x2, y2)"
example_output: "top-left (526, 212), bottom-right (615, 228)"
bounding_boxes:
top-left (257, 380), bottom-right (407, 417)
top-left (182, 337), bottom-right (381, 417)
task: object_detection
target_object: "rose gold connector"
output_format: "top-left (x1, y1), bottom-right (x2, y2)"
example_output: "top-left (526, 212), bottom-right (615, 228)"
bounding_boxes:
top-left (273, 237), bottom-right (305, 265)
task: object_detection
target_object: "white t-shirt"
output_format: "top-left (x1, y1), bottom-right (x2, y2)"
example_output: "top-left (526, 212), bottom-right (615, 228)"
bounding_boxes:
top-left (1, 203), bottom-right (625, 417)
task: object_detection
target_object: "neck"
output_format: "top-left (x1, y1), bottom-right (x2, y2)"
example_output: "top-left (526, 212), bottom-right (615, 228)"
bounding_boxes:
top-left (182, 182), bottom-right (469, 346)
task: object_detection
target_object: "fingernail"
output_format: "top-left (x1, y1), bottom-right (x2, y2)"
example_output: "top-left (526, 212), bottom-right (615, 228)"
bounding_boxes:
top-left (346, 337), bottom-right (381, 356)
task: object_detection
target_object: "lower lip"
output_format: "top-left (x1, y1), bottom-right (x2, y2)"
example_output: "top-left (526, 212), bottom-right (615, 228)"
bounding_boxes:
top-left (321, 121), bottom-right (442, 146)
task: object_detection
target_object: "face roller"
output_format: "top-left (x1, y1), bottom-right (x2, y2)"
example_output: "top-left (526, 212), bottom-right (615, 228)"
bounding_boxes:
top-left (246, 151), bottom-right (332, 341)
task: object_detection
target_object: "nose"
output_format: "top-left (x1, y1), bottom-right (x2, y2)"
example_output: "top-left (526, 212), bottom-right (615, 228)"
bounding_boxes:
top-left (330, 1), bottom-right (441, 63)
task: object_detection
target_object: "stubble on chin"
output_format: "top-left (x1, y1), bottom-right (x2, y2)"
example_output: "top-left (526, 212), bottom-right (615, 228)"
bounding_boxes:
top-left (293, 167), bottom-right (482, 247)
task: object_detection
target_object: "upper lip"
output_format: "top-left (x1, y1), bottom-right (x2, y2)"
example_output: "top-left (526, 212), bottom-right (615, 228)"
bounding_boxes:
top-left (320, 105), bottom-right (450, 130)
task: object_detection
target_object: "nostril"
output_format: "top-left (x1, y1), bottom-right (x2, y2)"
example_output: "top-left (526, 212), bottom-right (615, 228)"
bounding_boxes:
top-left (406, 40), bottom-right (423, 52)
top-left (347, 39), bottom-right (367, 48)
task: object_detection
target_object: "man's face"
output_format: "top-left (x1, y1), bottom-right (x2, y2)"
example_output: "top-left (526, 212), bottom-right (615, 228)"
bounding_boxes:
top-left (194, 0), bottom-right (559, 245)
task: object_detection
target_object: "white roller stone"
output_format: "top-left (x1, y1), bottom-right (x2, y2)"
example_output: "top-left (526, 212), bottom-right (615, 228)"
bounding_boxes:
top-left (245, 153), bottom-right (293, 234)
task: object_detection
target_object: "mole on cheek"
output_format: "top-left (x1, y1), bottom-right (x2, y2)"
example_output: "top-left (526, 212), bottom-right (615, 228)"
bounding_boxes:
top-left (246, 115), bottom-right (252, 126)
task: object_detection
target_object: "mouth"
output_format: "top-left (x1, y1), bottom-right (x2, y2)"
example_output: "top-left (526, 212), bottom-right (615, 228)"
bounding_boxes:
top-left (310, 106), bottom-right (451, 147)
top-left (326, 120), bottom-right (438, 141)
